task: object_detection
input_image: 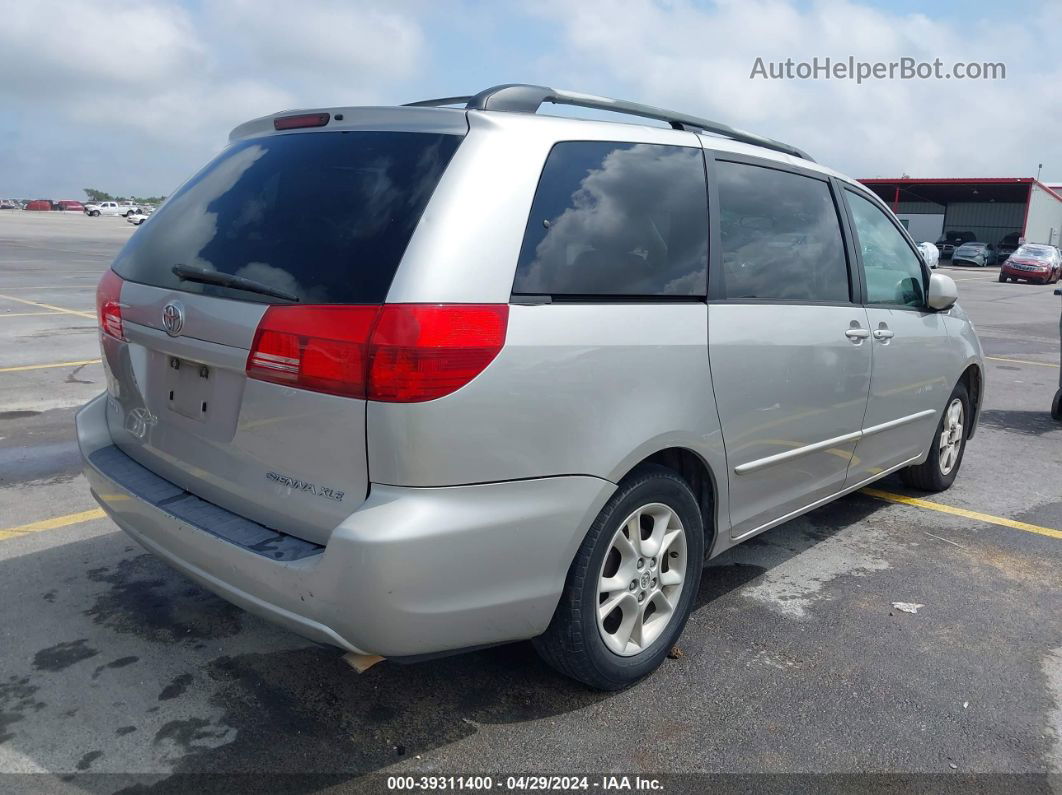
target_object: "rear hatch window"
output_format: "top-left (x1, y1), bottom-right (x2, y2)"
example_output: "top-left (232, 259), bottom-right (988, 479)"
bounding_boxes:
top-left (112, 130), bottom-right (463, 304)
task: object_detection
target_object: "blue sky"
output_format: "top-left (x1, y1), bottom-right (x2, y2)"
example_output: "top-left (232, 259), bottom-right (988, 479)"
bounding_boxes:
top-left (2, 0), bottom-right (1060, 199)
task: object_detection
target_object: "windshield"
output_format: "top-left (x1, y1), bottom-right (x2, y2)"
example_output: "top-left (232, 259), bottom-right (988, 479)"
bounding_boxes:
top-left (1013, 245), bottom-right (1053, 259)
top-left (112, 130), bottom-right (463, 304)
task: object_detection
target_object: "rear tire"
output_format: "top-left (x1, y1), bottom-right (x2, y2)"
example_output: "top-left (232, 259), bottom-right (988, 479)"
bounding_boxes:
top-left (1052, 390), bottom-right (1062, 422)
top-left (533, 464), bottom-right (704, 690)
top-left (900, 382), bottom-right (970, 492)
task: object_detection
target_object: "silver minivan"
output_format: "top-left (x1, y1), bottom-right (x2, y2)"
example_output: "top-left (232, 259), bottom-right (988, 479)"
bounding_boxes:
top-left (77, 84), bottom-right (983, 689)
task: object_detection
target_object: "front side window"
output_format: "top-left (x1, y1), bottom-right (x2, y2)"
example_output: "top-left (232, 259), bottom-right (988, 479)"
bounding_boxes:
top-left (715, 161), bottom-right (850, 302)
top-left (845, 190), bottom-right (926, 307)
top-left (513, 141), bottom-right (708, 297)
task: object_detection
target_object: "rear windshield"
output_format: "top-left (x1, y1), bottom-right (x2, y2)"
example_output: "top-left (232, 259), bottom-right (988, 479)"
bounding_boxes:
top-left (112, 131), bottom-right (462, 304)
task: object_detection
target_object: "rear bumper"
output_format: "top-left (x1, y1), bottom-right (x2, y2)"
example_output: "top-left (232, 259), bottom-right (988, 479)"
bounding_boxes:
top-left (77, 393), bottom-right (614, 656)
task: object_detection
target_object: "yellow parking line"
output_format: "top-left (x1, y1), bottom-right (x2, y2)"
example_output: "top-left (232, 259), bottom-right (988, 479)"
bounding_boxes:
top-left (0, 509), bottom-right (106, 542)
top-left (0, 311), bottom-right (64, 317)
top-left (861, 488), bottom-right (1062, 540)
top-left (0, 358), bottom-right (101, 373)
top-left (0, 292), bottom-right (95, 319)
top-left (0, 285), bottom-right (97, 290)
top-left (985, 355), bottom-right (1059, 369)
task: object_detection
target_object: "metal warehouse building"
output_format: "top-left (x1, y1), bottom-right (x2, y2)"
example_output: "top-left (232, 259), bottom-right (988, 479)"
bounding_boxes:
top-left (859, 177), bottom-right (1062, 248)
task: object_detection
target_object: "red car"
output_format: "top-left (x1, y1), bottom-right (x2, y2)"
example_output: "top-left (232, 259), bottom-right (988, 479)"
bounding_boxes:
top-left (999, 243), bottom-right (1061, 284)
top-left (57, 200), bottom-right (86, 212)
top-left (24, 199), bottom-right (52, 211)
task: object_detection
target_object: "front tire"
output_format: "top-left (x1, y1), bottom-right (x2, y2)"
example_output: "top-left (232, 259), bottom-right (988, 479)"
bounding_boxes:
top-left (534, 464), bottom-right (704, 690)
top-left (900, 382), bottom-right (970, 492)
top-left (998, 273), bottom-right (1007, 283)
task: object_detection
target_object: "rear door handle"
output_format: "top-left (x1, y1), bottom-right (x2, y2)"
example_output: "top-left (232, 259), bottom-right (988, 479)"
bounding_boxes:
top-left (845, 328), bottom-right (870, 341)
top-left (873, 329), bottom-right (895, 340)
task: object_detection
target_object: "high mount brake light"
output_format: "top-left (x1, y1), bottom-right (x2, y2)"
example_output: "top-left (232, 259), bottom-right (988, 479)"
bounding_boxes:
top-left (273, 113), bottom-right (331, 130)
top-left (97, 269), bottom-right (125, 341)
top-left (246, 304), bottom-right (509, 402)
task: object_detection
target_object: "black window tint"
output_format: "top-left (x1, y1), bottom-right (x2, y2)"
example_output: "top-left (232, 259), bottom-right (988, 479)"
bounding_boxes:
top-left (845, 190), bottom-right (926, 307)
top-left (513, 141), bottom-right (707, 297)
top-left (112, 131), bottom-right (462, 304)
top-left (715, 161), bottom-right (850, 302)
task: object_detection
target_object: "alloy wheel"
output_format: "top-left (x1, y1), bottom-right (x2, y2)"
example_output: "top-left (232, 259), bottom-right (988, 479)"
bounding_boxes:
top-left (596, 503), bottom-right (688, 657)
top-left (938, 398), bottom-right (964, 475)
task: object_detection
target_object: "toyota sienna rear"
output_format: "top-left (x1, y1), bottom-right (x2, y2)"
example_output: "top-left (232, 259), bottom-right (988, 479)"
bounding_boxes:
top-left (78, 84), bottom-right (984, 690)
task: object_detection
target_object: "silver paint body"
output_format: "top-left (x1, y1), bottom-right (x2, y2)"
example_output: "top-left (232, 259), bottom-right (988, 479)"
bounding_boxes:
top-left (77, 106), bottom-right (984, 657)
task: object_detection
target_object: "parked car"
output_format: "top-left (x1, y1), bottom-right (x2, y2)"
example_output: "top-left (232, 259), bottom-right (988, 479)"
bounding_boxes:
top-left (999, 244), bottom-right (1062, 284)
top-left (57, 200), bottom-right (86, 212)
top-left (952, 242), bottom-right (997, 267)
top-left (996, 232), bottom-right (1021, 263)
top-left (86, 201), bottom-right (138, 217)
top-left (916, 241), bottom-right (939, 268)
top-left (77, 84), bottom-right (984, 690)
top-left (0, 199), bottom-right (19, 210)
top-left (126, 210), bottom-right (150, 225)
top-left (935, 230), bottom-right (976, 259)
top-left (24, 200), bottom-right (52, 211)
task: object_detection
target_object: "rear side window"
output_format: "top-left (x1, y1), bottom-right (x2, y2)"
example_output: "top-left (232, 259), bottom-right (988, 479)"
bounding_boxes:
top-left (715, 161), bottom-right (850, 302)
top-left (513, 141), bottom-right (708, 297)
top-left (112, 131), bottom-right (462, 304)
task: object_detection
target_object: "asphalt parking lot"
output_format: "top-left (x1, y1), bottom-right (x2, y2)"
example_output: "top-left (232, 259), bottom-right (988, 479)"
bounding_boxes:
top-left (0, 211), bottom-right (1060, 786)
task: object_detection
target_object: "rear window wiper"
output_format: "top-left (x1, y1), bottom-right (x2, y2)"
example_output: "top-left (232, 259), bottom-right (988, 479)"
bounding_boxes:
top-left (171, 264), bottom-right (300, 303)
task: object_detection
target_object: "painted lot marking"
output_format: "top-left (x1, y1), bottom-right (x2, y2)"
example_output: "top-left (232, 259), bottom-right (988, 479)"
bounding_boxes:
top-left (0, 292), bottom-right (94, 319)
top-left (861, 488), bottom-right (1062, 541)
top-left (6, 487), bottom-right (1056, 547)
top-left (985, 355), bottom-right (1059, 369)
top-left (0, 311), bottom-right (64, 318)
top-left (0, 508), bottom-right (106, 541)
top-left (0, 285), bottom-right (97, 291)
top-left (0, 359), bottom-right (101, 373)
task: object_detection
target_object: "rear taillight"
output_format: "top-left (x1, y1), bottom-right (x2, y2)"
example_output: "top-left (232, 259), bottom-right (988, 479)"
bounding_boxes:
top-left (96, 269), bottom-right (125, 341)
top-left (246, 306), bottom-right (379, 398)
top-left (367, 305), bottom-right (510, 402)
top-left (245, 304), bottom-right (508, 402)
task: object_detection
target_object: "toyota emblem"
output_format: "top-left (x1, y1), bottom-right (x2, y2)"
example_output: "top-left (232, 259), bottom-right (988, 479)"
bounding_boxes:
top-left (162, 302), bottom-right (185, 337)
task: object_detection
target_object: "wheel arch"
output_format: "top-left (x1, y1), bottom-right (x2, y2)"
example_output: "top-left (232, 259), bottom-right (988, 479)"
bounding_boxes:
top-left (958, 362), bottom-right (982, 439)
top-left (618, 447), bottom-right (720, 561)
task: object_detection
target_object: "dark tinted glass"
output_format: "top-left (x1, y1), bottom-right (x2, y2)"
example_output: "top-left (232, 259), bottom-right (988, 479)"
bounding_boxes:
top-left (113, 131), bottom-right (462, 304)
top-left (715, 161), bottom-right (849, 302)
top-left (513, 141), bottom-right (707, 297)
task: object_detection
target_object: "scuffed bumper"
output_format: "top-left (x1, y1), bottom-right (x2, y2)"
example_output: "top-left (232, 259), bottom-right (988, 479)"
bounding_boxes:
top-left (77, 393), bottom-right (614, 657)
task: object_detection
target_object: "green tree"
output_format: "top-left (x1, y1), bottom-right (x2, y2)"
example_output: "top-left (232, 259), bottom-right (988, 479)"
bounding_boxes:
top-left (83, 188), bottom-right (113, 202)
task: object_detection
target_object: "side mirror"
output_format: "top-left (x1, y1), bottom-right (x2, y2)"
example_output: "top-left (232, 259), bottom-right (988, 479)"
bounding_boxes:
top-left (927, 272), bottom-right (958, 311)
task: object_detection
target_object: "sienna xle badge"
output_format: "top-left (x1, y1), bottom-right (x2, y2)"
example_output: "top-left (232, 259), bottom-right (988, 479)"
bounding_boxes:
top-left (78, 84), bottom-right (984, 689)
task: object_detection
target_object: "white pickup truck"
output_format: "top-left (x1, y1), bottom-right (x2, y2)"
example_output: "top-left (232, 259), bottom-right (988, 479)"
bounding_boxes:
top-left (85, 201), bottom-right (139, 217)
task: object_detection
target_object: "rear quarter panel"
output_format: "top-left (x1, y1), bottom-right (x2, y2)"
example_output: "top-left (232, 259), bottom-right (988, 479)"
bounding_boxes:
top-left (366, 303), bottom-right (729, 530)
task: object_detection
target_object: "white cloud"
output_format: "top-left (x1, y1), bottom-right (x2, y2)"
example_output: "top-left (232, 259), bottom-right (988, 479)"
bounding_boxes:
top-left (0, 2), bottom-right (203, 92)
top-left (0, 0), bottom-right (427, 197)
top-left (527, 0), bottom-right (1062, 178)
top-left (207, 0), bottom-right (424, 87)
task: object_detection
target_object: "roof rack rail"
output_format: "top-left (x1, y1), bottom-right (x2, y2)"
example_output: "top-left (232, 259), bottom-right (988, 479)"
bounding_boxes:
top-left (403, 83), bottom-right (813, 162)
